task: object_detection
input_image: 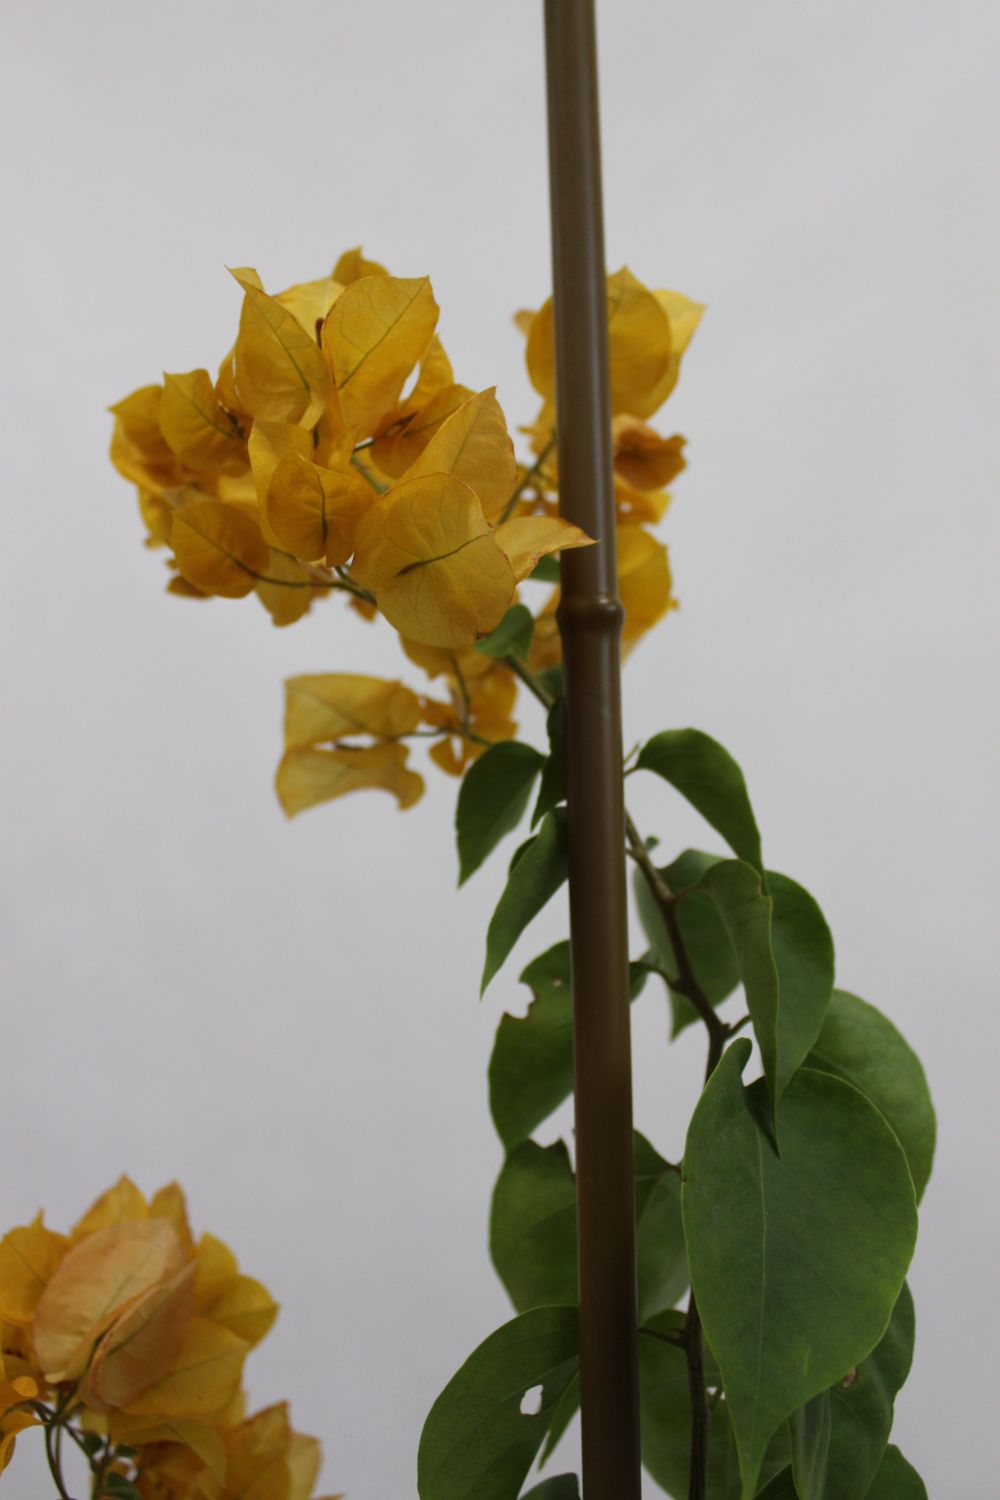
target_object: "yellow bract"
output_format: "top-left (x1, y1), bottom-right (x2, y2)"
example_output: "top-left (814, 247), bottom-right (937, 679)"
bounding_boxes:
top-left (85, 1263), bottom-right (196, 1411)
top-left (351, 474), bottom-right (514, 648)
top-left (161, 370), bottom-right (248, 475)
top-left (121, 1316), bottom-right (247, 1419)
top-left (526, 267), bottom-right (702, 420)
top-left (494, 514), bottom-right (594, 583)
top-left (248, 420), bottom-right (314, 502)
top-left (262, 452), bottom-right (372, 566)
top-left (171, 498), bottom-right (270, 598)
top-left (276, 743), bottom-right (424, 816)
top-left (232, 270), bottom-right (332, 427)
top-left (325, 274), bottom-right (438, 437)
top-left (284, 675), bottom-right (422, 749)
top-left (618, 523), bottom-right (676, 648)
top-left (33, 1220), bottom-right (184, 1382)
top-left (332, 246), bottom-right (388, 284)
top-left (371, 381), bottom-right (472, 480)
top-left (0, 1215), bottom-right (67, 1326)
top-left (401, 387), bottom-right (517, 520)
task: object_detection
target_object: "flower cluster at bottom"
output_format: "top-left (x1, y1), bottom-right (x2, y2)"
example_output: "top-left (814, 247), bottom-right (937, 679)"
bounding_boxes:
top-left (0, 1177), bottom-right (338, 1499)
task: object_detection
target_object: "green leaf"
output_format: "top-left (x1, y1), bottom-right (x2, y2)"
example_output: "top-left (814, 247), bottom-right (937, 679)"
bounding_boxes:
top-left (529, 555), bottom-right (562, 583)
top-left (487, 943), bottom-right (648, 1146)
top-left (696, 861), bottom-right (833, 1119)
top-left (865, 1446), bottom-right (927, 1500)
top-left (482, 810), bottom-right (568, 994)
top-left (475, 602), bottom-right (535, 660)
top-left (532, 699), bottom-right (567, 827)
top-left (634, 849), bottom-right (741, 1036)
top-left (537, 664), bottom-right (564, 698)
top-left (638, 1313), bottom-right (790, 1498)
top-left (752, 1472), bottom-right (799, 1500)
top-left (417, 1306), bottom-right (579, 1500)
top-left (790, 1284), bottom-right (915, 1500)
top-left (537, 1370), bottom-right (580, 1467)
top-left (456, 741), bottom-right (545, 885)
top-left (682, 1040), bottom-right (918, 1499)
top-left (524, 1470), bottom-right (578, 1494)
top-left (807, 991), bottom-right (935, 1201)
top-left (636, 729), bottom-right (763, 873)
top-left (633, 1132), bottom-right (688, 1322)
top-left (489, 1131), bottom-right (686, 1324)
top-left (489, 943), bottom-right (574, 1148)
top-left (521, 1478), bottom-right (580, 1499)
top-left (490, 1140), bottom-right (578, 1312)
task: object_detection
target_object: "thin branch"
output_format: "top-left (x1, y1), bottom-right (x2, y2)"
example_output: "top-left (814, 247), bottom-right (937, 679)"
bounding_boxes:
top-left (497, 434), bottom-right (557, 524)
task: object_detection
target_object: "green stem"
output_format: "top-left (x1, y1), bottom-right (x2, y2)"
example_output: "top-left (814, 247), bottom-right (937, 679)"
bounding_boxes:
top-left (497, 434), bottom-right (557, 524)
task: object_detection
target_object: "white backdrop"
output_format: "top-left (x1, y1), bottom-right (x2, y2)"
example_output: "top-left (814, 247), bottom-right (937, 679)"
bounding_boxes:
top-left (1, 1), bottom-right (998, 1495)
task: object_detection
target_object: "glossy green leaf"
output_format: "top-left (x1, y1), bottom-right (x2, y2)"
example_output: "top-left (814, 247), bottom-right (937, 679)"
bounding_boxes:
top-left (864, 1446), bottom-right (927, 1500)
top-left (634, 849), bottom-right (741, 1036)
top-left (417, 1306), bottom-right (579, 1500)
top-left (457, 741), bottom-right (544, 884)
top-left (634, 1132), bottom-right (688, 1322)
top-left (529, 555), bottom-right (562, 583)
top-left (482, 810), bottom-right (568, 993)
top-left (490, 1132), bottom-right (686, 1324)
top-left (537, 1370), bottom-right (580, 1467)
top-left (682, 1041), bottom-right (917, 1499)
top-left (636, 729), bottom-right (763, 873)
top-left (696, 861), bottom-right (832, 1118)
top-left (638, 1312), bottom-right (790, 1499)
top-left (752, 1472), bottom-right (798, 1500)
top-left (807, 991), bottom-right (935, 1201)
top-left (488, 943), bottom-right (648, 1146)
top-left (489, 944), bottom-right (574, 1149)
top-left (790, 1284), bottom-right (915, 1500)
top-left (532, 699), bottom-right (567, 827)
top-left (490, 1141), bottom-right (577, 1313)
top-left (521, 1478), bottom-right (580, 1500)
top-left (475, 602), bottom-right (534, 660)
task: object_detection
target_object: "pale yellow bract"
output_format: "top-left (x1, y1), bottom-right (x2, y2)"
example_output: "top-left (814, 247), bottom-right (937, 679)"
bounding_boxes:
top-left (108, 248), bottom-right (702, 819)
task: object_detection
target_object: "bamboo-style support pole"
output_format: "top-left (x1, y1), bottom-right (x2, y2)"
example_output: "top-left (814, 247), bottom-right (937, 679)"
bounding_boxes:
top-left (543, 3), bottom-right (642, 1496)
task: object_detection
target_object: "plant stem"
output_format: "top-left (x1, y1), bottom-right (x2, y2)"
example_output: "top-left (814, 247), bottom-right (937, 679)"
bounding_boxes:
top-left (41, 1415), bottom-right (73, 1500)
top-left (497, 434), bottom-right (557, 524)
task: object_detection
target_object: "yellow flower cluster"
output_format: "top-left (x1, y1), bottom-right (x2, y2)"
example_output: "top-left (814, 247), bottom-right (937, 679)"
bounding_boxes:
top-left (110, 250), bottom-right (701, 817)
top-left (0, 1178), bottom-right (338, 1499)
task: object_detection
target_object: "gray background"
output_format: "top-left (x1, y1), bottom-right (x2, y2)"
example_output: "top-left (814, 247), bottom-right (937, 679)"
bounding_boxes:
top-left (1, 1), bottom-right (997, 1494)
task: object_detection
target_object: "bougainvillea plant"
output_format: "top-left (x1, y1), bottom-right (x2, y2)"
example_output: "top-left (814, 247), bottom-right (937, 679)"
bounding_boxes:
top-left (0, 1177), bottom-right (337, 1500)
top-left (0, 250), bottom-right (934, 1499)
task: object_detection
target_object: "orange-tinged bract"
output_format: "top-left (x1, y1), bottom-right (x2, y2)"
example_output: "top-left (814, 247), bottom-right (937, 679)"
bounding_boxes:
top-left (0, 1179), bottom-right (337, 1499)
top-left (110, 251), bottom-right (701, 818)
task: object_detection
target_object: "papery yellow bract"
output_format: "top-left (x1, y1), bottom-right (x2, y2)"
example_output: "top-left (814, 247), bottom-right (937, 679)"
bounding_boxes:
top-left (248, 420), bottom-right (314, 503)
top-left (325, 274), bottom-right (438, 437)
top-left (618, 523), bottom-right (676, 648)
top-left (33, 1220), bottom-right (184, 1382)
top-left (371, 381), bottom-right (473, 480)
top-left (400, 388), bottom-right (518, 520)
top-left (201, 1275), bottom-right (278, 1349)
top-left (262, 452), bottom-right (372, 566)
top-left (276, 743), bottom-right (424, 817)
top-left (72, 1175), bottom-right (150, 1240)
top-left (284, 674), bottom-right (422, 749)
top-left (351, 474), bottom-right (515, 648)
top-left (274, 277), bottom-right (344, 336)
top-left (160, 371), bottom-right (248, 476)
top-left (424, 664), bottom-right (518, 776)
top-left (526, 267), bottom-right (702, 420)
top-left (0, 1215), bottom-right (68, 1326)
top-left (0, 1410), bottom-right (38, 1475)
top-left (110, 387), bottom-right (187, 497)
top-left (85, 1263), bottom-right (196, 1411)
top-left (332, 246), bottom-right (388, 284)
top-left (231, 270), bottom-right (332, 427)
top-left (254, 551), bottom-right (327, 628)
top-left (494, 514), bottom-right (594, 582)
top-left (120, 1316), bottom-right (247, 1420)
top-left (171, 498), bottom-right (271, 599)
top-left (612, 417), bottom-right (686, 492)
